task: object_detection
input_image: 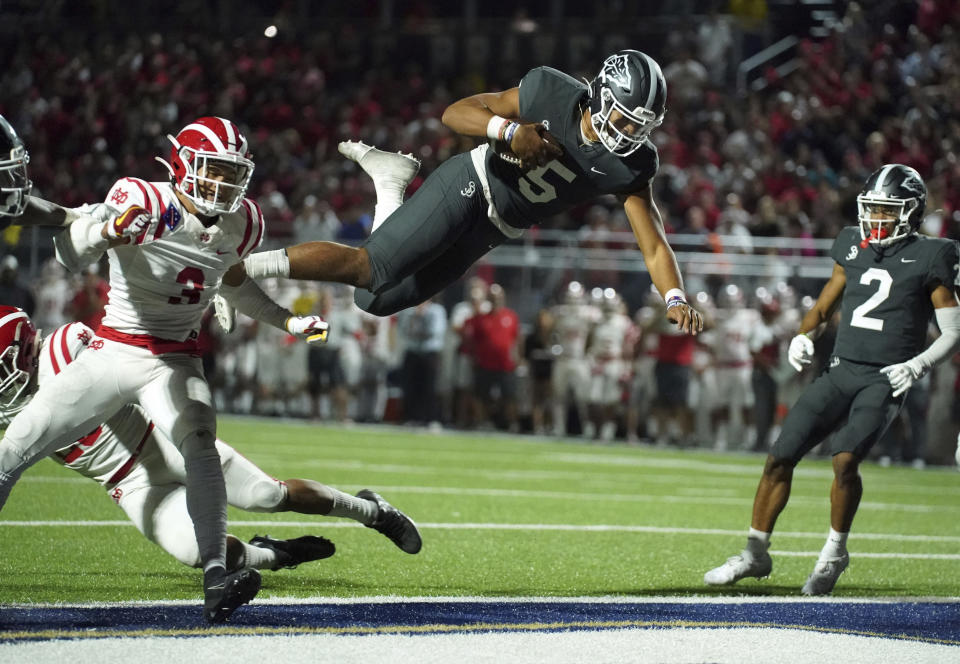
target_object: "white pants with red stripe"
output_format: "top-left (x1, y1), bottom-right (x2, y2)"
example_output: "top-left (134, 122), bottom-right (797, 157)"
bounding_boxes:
top-left (112, 435), bottom-right (286, 567)
top-left (0, 336), bottom-right (227, 572)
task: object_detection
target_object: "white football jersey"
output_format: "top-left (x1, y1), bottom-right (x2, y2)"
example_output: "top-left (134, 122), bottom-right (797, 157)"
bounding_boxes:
top-left (550, 303), bottom-right (599, 359)
top-left (101, 178), bottom-right (265, 341)
top-left (40, 323), bottom-right (155, 485)
top-left (588, 313), bottom-right (635, 361)
top-left (712, 308), bottom-right (762, 365)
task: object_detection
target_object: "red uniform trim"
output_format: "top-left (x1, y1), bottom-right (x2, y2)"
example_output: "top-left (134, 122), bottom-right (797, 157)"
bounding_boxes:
top-left (237, 199), bottom-right (264, 258)
top-left (62, 425), bottom-right (103, 464)
top-left (96, 325), bottom-right (200, 356)
top-left (106, 422), bottom-right (154, 485)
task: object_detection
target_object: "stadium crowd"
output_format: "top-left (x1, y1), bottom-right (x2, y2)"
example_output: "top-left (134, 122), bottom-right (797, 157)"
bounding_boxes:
top-left (2, 1), bottom-right (960, 464)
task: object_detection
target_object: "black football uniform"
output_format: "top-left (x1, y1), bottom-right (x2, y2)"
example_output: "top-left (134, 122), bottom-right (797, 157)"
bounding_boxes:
top-left (356, 66), bottom-right (659, 316)
top-left (772, 227), bottom-right (960, 463)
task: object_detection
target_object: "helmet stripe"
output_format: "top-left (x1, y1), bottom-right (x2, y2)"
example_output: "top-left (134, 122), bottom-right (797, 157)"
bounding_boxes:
top-left (182, 123), bottom-right (227, 152)
top-left (218, 117), bottom-right (237, 151)
top-left (643, 55), bottom-right (662, 111)
top-left (0, 310), bottom-right (27, 330)
top-left (874, 164), bottom-right (896, 191)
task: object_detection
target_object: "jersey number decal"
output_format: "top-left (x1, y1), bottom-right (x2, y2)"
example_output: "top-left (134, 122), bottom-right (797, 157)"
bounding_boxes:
top-left (850, 267), bottom-right (892, 331)
top-left (518, 160), bottom-right (577, 203)
top-left (168, 267), bottom-right (205, 305)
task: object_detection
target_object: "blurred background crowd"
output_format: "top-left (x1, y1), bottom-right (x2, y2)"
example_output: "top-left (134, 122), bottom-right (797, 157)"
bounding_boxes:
top-left (1, 0), bottom-right (959, 464)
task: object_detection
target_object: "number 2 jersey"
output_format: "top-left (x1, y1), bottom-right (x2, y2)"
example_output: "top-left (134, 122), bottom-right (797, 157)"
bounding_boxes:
top-left (829, 226), bottom-right (960, 366)
top-left (40, 322), bottom-right (155, 485)
top-left (55, 178), bottom-right (265, 342)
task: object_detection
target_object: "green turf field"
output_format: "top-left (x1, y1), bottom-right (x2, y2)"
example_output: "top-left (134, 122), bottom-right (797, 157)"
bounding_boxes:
top-left (1, 416), bottom-right (958, 603)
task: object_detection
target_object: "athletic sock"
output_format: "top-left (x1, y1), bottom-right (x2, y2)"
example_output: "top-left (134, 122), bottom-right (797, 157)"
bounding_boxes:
top-left (326, 488), bottom-right (379, 525)
top-left (820, 528), bottom-right (848, 559)
top-left (241, 541), bottom-right (280, 570)
top-left (371, 185), bottom-right (405, 232)
top-left (182, 432), bottom-right (228, 572)
top-left (745, 527), bottom-right (771, 558)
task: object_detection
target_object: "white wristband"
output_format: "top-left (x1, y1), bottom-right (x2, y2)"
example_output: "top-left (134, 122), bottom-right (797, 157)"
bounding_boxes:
top-left (486, 115), bottom-right (510, 141)
top-left (664, 288), bottom-right (687, 307)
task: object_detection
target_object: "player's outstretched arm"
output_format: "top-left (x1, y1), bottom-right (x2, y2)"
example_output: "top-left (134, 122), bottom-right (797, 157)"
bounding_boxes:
top-left (219, 264), bottom-right (328, 344)
top-left (17, 196), bottom-right (71, 227)
top-left (441, 88), bottom-right (562, 169)
top-left (881, 284), bottom-right (960, 396)
top-left (624, 187), bottom-right (703, 335)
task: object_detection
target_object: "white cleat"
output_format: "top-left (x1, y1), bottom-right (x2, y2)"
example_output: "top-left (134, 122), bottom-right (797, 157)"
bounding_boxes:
top-left (213, 294), bottom-right (236, 334)
top-left (338, 140), bottom-right (420, 190)
top-left (704, 551), bottom-right (773, 586)
top-left (801, 553), bottom-right (849, 596)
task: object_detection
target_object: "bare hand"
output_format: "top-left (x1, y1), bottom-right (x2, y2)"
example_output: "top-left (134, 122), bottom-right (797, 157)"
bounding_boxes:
top-left (666, 303), bottom-right (703, 335)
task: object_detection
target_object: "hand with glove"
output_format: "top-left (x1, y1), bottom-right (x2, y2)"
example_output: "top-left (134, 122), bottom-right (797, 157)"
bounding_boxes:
top-left (285, 315), bottom-right (329, 345)
top-left (787, 334), bottom-right (815, 372)
top-left (879, 358), bottom-right (925, 397)
top-left (101, 205), bottom-right (152, 244)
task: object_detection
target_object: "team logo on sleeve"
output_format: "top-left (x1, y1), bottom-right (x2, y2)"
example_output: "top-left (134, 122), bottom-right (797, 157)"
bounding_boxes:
top-left (160, 204), bottom-right (182, 230)
top-left (110, 188), bottom-right (129, 205)
top-left (845, 245), bottom-right (859, 261)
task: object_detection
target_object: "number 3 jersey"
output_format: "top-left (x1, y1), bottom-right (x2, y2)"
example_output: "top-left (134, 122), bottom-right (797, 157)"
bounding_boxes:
top-left (57, 178), bottom-right (265, 342)
top-left (830, 225), bottom-right (960, 366)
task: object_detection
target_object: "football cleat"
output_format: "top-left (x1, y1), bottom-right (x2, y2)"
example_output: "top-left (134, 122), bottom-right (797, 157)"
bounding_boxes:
top-left (703, 551), bottom-right (773, 586)
top-left (213, 294), bottom-right (236, 334)
top-left (356, 489), bottom-right (422, 554)
top-left (203, 566), bottom-right (261, 624)
top-left (338, 140), bottom-right (420, 191)
top-left (249, 534), bottom-right (336, 570)
top-left (801, 553), bottom-right (849, 596)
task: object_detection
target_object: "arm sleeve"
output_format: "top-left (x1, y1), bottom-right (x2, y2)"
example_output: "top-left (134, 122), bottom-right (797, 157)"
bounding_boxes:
top-left (912, 306), bottom-right (960, 373)
top-left (53, 204), bottom-right (114, 273)
top-left (218, 276), bottom-right (293, 332)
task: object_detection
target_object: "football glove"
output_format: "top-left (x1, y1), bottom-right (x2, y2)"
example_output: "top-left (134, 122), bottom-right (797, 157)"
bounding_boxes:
top-left (212, 294), bottom-right (236, 334)
top-left (285, 315), bottom-right (329, 345)
top-left (879, 358), bottom-right (925, 397)
top-left (787, 334), bottom-right (815, 372)
top-left (105, 205), bottom-right (152, 243)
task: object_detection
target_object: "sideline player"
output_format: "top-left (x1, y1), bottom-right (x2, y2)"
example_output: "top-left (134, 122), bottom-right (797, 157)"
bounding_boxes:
top-left (704, 165), bottom-right (960, 595)
top-left (242, 50), bottom-right (703, 334)
top-left (0, 116), bottom-right (327, 622)
top-left (0, 306), bottom-right (422, 571)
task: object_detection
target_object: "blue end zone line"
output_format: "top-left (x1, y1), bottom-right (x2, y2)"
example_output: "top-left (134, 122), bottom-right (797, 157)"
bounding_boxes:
top-left (2, 600), bottom-right (959, 644)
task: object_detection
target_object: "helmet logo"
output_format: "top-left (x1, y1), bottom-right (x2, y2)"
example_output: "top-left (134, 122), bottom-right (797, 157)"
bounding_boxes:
top-left (600, 54), bottom-right (633, 93)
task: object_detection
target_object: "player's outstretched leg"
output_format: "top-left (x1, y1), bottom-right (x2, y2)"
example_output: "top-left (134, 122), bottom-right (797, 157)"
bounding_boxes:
top-left (203, 567), bottom-right (262, 624)
top-left (248, 534), bottom-right (336, 570)
top-left (356, 489), bottom-right (422, 554)
top-left (338, 140), bottom-right (420, 231)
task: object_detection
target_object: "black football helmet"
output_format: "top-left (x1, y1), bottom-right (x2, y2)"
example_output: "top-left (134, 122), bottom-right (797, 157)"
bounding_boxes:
top-left (0, 115), bottom-right (31, 218)
top-left (588, 50), bottom-right (667, 157)
top-left (857, 164), bottom-right (926, 246)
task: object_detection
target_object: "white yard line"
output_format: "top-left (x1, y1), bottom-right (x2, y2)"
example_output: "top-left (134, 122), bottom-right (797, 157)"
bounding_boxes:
top-left (4, 519), bottom-right (960, 545)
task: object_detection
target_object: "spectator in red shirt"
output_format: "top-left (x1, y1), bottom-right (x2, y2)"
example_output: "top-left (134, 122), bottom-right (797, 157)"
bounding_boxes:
top-left (68, 264), bottom-right (109, 331)
top-left (462, 283), bottom-right (519, 431)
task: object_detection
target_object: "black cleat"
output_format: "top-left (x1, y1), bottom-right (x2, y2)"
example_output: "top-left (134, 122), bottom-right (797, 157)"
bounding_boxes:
top-left (249, 534), bottom-right (336, 570)
top-left (203, 567), bottom-right (261, 624)
top-left (356, 489), bottom-right (422, 554)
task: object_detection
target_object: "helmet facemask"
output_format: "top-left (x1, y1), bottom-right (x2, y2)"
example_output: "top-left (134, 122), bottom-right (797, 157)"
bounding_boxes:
top-left (857, 193), bottom-right (919, 246)
top-left (171, 140), bottom-right (254, 216)
top-left (590, 87), bottom-right (663, 157)
top-left (0, 143), bottom-right (31, 218)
